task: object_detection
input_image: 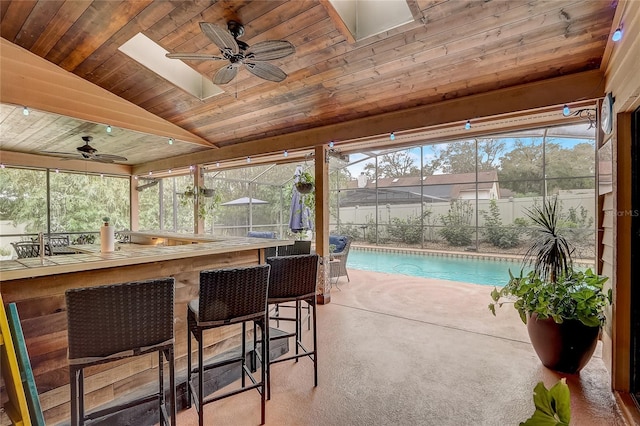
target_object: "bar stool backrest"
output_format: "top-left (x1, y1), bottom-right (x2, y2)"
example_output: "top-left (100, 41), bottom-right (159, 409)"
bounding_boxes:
top-left (198, 265), bottom-right (270, 325)
top-left (266, 254), bottom-right (319, 301)
top-left (65, 278), bottom-right (175, 361)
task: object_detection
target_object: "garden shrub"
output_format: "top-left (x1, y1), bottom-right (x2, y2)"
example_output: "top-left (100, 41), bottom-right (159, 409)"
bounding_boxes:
top-left (481, 199), bottom-right (521, 248)
top-left (439, 200), bottom-right (474, 246)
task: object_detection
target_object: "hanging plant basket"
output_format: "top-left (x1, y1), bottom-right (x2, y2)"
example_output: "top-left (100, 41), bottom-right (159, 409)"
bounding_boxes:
top-left (295, 182), bottom-right (314, 194)
top-left (200, 188), bottom-right (216, 198)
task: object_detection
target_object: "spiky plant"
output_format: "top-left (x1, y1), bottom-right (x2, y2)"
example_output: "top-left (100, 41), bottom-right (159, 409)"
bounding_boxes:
top-left (522, 196), bottom-right (573, 284)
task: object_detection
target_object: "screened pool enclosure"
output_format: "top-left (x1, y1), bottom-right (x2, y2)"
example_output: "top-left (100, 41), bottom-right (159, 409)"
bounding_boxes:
top-left (0, 122), bottom-right (598, 260)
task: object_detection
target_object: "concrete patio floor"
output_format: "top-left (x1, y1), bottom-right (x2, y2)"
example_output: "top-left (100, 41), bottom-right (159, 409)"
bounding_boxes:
top-left (173, 268), bottom-right (626, 425)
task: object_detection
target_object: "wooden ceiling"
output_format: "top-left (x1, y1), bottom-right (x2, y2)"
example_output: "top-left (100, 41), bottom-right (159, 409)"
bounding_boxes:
top-left (0, 0), bottom-right (618, 170)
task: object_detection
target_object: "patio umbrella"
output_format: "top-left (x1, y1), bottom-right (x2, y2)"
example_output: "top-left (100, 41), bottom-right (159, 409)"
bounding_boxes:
top-left (221, 197), bottom-right (268, 206)
top-left (289, 166), bottom-right (313, 233)
top-left (221, 197), bottom-right (269, 230)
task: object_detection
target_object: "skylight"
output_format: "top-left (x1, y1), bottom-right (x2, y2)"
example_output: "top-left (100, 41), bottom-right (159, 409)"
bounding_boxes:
top-left (118, 33), bottom-right (223, 101)
top-left (329, 0), bottom-right (414, 41)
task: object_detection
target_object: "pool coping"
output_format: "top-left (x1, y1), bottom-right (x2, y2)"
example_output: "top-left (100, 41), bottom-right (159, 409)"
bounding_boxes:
top-left (351, 244), bottom-right (596, 268)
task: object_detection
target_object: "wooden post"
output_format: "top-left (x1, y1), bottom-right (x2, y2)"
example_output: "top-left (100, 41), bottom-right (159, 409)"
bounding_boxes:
top-left (130, 176), bottom-right (139, 231)
top-left (315, 144), bottom-right (331, 304)
top-left (194, 165), bottom-right (204, 234)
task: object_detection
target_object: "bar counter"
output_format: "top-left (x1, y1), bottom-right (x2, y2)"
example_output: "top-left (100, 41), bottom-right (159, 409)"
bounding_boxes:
top-left (0, 233), bottom-right (287, 425)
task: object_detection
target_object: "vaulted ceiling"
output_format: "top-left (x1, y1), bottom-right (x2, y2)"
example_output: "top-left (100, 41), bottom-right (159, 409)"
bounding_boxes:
top-left (0, 0), bottom-right (619, 171)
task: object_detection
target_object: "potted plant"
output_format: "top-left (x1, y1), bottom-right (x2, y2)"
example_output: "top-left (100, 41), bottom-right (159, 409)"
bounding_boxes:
top-left (489, 197), bottom-right (611, 374)
top-left (295, 170), bottom-right (314, 194)
top-left (180, 184), bottom-right (221, 220)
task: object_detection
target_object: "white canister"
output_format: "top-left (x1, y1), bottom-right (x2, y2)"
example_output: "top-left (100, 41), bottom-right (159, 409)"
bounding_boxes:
top-left (100, 225), bottom-right (115, 252)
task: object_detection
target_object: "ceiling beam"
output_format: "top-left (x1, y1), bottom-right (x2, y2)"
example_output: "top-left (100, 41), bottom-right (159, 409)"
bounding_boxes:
top-left (134, 69), bottom-right (604, 175)
top-left (0, 39), bottom-right (214, 148)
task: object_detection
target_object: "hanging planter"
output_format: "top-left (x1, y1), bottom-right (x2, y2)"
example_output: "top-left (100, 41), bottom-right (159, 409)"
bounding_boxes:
top-left (295, 171), bottom-right (314, 194)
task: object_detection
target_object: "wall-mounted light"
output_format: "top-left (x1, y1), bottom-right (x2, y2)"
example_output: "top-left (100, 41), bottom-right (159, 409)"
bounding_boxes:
top-left (390, 132), bottom-right (395, 141)
top-left (561, 104), bottom-right (597, 128)
top-left (464, 120), bottom-right (471, 130)
top-left (106, 125), bottom-right (112, 133)
top-left (100, 173), bottom-right (104, 178)
top-left (133, 175), bottom-right (138, 180)
top-left (55, 168), bottom-right (59, 173)
top-left (283, 150), bottom-right (288, 157)
top-left (189, 165), bottom-right (194, 172)
top-left (247, 157), bottom-right (251, 163)
top-left (216, 162), bottom-right (220, 167)
top-left (22, 106), bottom-right (29, 116)
top-left (168, 169), bottom-right (172, 174)
top-left (168, 138), bottom-right (174, 145)
top-left (148, 171), bottom-right (153, 176)
top-left (612, 27), bottom-right (623, 42)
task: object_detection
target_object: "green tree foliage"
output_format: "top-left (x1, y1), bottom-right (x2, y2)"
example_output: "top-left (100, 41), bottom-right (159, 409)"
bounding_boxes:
top-left (388, 215), bottom-right (423, 244)
top-left (363, 151), bottom-right (419, 178)
top-left (0, 167), bottom-right (129, 234)
top-left (439, 200), bottom-right (474, 246)
top-left (481, 199), bottom-right (520, 248)
top-left (425, 138), bottom-right (505, 174)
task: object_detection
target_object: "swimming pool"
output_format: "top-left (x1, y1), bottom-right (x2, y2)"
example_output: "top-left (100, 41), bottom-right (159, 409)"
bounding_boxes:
top-left (347, 248), bottom-right (526, 286)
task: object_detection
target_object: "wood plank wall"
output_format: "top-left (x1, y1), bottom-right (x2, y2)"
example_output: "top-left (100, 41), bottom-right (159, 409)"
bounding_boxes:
top-left (1, 250), bottom-right (260, 424)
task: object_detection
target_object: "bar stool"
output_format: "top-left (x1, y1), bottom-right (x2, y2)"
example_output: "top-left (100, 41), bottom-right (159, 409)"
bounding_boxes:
top-left (264, 254), bottom-right (319, 399)
top-left (187, 264), bottom-right (270, 426)
top-left (65, 278), bottom-right (176, 426)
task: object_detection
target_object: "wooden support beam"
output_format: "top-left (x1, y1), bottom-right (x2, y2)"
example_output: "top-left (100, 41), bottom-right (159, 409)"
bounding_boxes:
top-left (0, 39), bottom-right (213, 148)
top-left (134, 69), bottom-right (604, 175)
top-left (315, 144), bottom-right (330, 304)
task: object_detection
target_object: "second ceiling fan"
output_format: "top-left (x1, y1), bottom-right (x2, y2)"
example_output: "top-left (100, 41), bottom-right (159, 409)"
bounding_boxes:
top-left (166, 21), bottom-right (295, 84)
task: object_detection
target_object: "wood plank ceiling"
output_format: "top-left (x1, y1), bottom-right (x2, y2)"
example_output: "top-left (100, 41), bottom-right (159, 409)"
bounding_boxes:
top-left (0, 0), bottom-right (618, 168)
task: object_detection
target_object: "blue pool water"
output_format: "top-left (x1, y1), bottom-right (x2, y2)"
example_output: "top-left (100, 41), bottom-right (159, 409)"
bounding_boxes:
top-left (347, 249), bottom-right (526, 286)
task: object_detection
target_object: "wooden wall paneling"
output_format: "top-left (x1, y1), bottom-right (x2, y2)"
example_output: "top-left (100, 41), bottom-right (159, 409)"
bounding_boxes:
top-left (29, 1), bottom-right (94, 58)
top-left (613, 113), bottom-right (633, 391)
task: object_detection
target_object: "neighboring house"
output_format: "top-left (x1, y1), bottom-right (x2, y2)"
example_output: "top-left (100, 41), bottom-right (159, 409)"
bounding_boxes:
top-left (339, 171), bottom-right (500, 207)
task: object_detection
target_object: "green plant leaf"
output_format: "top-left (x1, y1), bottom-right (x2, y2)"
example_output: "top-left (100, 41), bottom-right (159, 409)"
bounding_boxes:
top-left (548, 379), bottom-right (571, 423)
top-left (520, 380), bottom-right (570, 426)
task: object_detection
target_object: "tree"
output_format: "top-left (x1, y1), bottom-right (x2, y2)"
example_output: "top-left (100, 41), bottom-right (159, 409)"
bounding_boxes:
top-left (425, 138), bottom-right (504, 174)
top-left (363, 151), bottom-right (419, 178)
top-left (497, 139), bottom-right (544, 195)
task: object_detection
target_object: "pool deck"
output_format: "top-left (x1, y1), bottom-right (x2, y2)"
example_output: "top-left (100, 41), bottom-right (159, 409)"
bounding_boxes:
top-left (352, 243), bottom-right (597, 266)
top-left (171, 268), bottom-right (624, 426)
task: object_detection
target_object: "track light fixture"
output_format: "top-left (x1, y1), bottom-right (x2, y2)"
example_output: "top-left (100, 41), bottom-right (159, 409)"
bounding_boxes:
top-left (562, 105), bottom-right (571, 116)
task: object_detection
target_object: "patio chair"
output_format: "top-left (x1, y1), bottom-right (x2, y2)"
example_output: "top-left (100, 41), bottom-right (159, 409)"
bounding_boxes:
top-left (264, 254), bottom-right (319, 400)
top-left (11, 241), bottom-right (51, 258)
top-left (247, 231), bottom-right (277, 257)
top-left (65, 278), bottom-right (176, 426)
top-left (277, 240), bottom-right (311, 256)
top-left (187, 265), bottom-right (270, 426)
top-left (46, 235), bottom-right (69, 248)
top-left (329, 235), bottom-right (351, 283)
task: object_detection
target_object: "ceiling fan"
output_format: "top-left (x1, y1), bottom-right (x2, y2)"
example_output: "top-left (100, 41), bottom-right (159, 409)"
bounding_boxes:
top-left (42, 136), bottom-right (128, 163)
top-left (166, 21), bottom-right (295, 84)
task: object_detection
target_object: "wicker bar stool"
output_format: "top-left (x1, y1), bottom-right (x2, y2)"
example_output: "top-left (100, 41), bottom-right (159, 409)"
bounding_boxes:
top-left (187, 264), bottom-right (270, 426)
top-left (65, 278), bottom-right (176, 426)
top-left (264, 254), bottom-right (319, 400)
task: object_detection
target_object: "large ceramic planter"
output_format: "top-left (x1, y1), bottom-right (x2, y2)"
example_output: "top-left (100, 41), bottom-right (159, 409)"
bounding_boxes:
top-left (527, 313), bottom-right (600, 374)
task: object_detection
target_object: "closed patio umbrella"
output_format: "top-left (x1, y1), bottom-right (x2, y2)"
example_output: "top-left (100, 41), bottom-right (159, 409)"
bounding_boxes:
top-left (289, 166), bottom-right (313, 233)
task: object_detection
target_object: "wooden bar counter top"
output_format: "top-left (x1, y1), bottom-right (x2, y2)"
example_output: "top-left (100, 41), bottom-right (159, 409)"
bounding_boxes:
top-left (0, 233), bottom-right (287, 425)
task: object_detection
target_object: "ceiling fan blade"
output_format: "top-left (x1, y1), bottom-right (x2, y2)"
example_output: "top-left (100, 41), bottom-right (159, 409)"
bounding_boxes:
top-left (200, 22), bottom-right (238, 54)
top-left (213, 64), bottom-right (239, 84)
top-left (91, 157), bottom-right (116, 164)
top-left (94, 154), bottom-right (128, 162)
top-left (246, 40), bottom-right (295, 61)
top-left (166, 53), bottom-right (224, 61)
top-left (40, 151), bottom-right (83, 160)
top-left (244, 61), bottom-right (287, 82)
